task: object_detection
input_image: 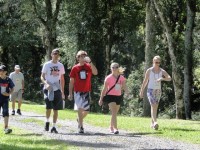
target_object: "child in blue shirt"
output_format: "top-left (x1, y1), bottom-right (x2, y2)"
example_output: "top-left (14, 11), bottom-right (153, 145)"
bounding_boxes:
top-left (0, 65), bottom-right (15, 134)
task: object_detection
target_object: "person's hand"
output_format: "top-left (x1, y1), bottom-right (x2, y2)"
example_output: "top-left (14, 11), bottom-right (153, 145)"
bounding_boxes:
top-left (156, 78), bottom-right (163, 82)
top-left (62, 92), bottom-right (65, 100)
top-left (68, 94), bottom-right (73, 101)
top-left (84, 56), bottom-right (91, 63)
top-left (44, 83), bottom-right (51, 90)
top-left (98, 99), bottom-right (103, 106)
top-left (98, 100), bottom-right (103, 106)
top-left (2, 92), bottom-right (10, 96)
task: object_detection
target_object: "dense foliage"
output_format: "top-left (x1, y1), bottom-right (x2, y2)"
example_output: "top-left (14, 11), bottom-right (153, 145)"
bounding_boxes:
top-left (0, 0), bottom-right (200, 119)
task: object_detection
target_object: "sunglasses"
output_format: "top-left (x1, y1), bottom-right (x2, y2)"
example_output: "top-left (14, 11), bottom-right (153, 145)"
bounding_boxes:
top-left (53, 53), bottom-right (59, 55)
top-left (78, 54), bottom-right (87, 58)
top-left (112, 66), bottom-right (119, 69)
top-left (155, 62), bottom-right (161, 64)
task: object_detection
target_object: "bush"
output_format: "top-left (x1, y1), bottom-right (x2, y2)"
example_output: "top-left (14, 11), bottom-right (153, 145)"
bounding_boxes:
top-left (120, 69), bottom-right (143, 116)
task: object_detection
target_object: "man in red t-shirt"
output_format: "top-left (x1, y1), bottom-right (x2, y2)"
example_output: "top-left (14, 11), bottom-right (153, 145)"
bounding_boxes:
top-left (68, 50), bottom-right (98, 133)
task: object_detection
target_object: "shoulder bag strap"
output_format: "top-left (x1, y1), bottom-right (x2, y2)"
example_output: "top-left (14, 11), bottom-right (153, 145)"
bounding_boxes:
top-left (105, 75), bottom-right (120, 95)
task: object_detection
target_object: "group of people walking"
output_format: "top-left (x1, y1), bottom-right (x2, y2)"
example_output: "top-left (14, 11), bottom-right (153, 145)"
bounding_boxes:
top-left (0, 48), bottom-right (171, 135)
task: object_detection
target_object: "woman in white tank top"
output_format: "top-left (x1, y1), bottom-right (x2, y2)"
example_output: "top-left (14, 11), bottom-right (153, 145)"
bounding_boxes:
top-left (139, 56), bottom-right (171, 130)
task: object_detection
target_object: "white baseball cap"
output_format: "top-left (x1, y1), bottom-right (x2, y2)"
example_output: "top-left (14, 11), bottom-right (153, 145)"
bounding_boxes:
top-left (15, 65), bottom-right (20, 69)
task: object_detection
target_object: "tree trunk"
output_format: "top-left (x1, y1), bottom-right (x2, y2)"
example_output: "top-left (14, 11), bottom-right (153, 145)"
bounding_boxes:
top-left (184, 0), bottom-right (196, 119)
top-left (31, 0), bottom-right (62, 60)
top-left (43, 22), bottom-right (58, 60)
top-left (105, 0), bottom-right (115, 75)
top-left (143, 0), bottom-right (156, 117)
top-left (153, 0), bottom-right (185, 119)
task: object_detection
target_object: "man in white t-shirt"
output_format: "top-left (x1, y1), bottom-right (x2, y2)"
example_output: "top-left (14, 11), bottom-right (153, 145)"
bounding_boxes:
top-left (9, 65), bottom-right (24, 115)
top-left (41, 48), bottom-right (65, 133)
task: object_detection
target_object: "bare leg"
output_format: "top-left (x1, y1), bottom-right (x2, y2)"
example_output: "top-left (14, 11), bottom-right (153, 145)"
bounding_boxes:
top-left (12, 100), bottom-right (15, 110)
top-left (151, 103), bottom-right (158, 123)
top-left (53, 110), bottom-right (58, 123)
top-left (109, 102), bottom-right (120, 130)
top-left (78, 108), bottom-right (88, 127)
top-left (46, 109), bottom-right (51, 121)
top-left (18, 100), bottom-right (22, 110)
top-left (4, 116), bottom-right (9, 129)
top-left (82, 111), bottom-right (88, 120)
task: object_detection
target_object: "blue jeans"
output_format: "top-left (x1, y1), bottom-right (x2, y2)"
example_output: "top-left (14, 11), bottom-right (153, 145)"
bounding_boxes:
top-left (0, 99), bottom-right (9, 117)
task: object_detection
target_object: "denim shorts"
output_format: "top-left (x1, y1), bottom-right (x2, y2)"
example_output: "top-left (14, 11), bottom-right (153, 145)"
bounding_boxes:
top-left (0, 99), bottom-right (9, 117)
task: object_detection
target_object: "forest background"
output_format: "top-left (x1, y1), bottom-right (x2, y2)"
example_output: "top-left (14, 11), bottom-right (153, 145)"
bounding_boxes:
top-left (0, 0), bottom-right (200, 120)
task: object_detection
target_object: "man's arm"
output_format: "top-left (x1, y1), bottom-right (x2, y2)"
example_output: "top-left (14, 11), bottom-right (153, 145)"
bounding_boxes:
top-left (41, 73), bottom-right (47, 84)
top-left (68, 78), bottom-right (74, 100)
top-left (60, 74), bottom-right (65, 93)
top-left (90, 62), bottom-right (98, 75)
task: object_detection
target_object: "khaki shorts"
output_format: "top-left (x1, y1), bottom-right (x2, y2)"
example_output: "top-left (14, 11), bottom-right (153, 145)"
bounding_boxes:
top-left (10, 90), bottom-right (23, 101)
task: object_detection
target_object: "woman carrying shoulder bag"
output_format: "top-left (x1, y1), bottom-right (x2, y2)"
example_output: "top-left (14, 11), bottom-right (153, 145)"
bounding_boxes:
top-left (99, 62), bottom-right (128, 134)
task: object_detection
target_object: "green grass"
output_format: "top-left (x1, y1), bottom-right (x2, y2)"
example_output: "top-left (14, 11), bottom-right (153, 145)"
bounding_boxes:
top-left (14, 102), bottom-right (200, 144)
top-left (0, 125), bottom-right (77, 150)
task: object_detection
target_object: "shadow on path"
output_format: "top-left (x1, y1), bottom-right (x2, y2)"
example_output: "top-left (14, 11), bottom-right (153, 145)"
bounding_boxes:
top-left (59, 139), bottom-right (123, 149)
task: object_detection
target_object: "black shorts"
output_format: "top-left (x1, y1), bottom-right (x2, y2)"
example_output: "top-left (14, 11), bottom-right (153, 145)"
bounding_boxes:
top-left (104, 95), bottom-right (122, 105)
top-left (0, 99), bottom-right (9, 117)
top-left (44, 89), bottom-right (63, 110)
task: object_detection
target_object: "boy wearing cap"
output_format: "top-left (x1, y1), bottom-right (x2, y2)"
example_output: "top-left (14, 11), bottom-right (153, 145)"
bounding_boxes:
top-left (9, 65), bottom-right (24, 115)
top-left (0, 65), bottom-right (15, 134)
top-left (41, 48), bottom-right (65, 133)
top-left (68, 50), bottom-right (98, 133)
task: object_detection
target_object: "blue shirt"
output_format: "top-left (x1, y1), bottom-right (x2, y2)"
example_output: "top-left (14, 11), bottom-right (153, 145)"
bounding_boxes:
top-left (0, 77), bottom-right (15, 101)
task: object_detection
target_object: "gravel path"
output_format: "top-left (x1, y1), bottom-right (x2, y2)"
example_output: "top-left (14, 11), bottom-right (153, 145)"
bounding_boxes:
top-left (3, 110), bottom-right (200, 150)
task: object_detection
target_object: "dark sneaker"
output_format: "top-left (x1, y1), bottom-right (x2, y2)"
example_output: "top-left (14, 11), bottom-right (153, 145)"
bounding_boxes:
top-left (11, 110), bottom-right (15, 115)
top-left (51, 127), bottom-right (58, 133)
top-left (17, 109), bottom-right (22, 115)
top-left (45, 122), bottom-right (50, 131)
top-left (4, 128), bottom-right (12, 134)
top-left (78, 127), bottom-right (84, 134)
top-left (114, 130), bottom-right (119, 134)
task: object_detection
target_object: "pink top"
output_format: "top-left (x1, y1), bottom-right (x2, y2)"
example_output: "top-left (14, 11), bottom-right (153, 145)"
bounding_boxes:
top-left (105, 74), bottom-right (125, 96)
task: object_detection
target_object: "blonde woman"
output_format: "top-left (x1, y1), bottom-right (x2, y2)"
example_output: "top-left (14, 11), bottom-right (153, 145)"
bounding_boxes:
top-left (99, 63), bottom-right (128, 134)
top-left (139, 56), bottom-right (171, 130)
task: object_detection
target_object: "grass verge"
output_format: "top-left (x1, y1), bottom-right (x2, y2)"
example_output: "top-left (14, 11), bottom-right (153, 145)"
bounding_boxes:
top-left (0, 124), bottom-right (78, 150)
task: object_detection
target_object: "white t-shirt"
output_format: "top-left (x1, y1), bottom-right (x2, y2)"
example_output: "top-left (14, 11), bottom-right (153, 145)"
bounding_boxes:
top-left (9, 72), bottom-right (24, 92)
top-left (42, 61), bottom-right (65, 84)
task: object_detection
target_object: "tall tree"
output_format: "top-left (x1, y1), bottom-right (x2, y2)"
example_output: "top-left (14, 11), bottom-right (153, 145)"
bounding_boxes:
top-left (143, 0), bottom-right (156, 117)
top-left (153, 0), bottom-right (185, 119)
top-left (31, 0), bottom-right (62, 60)
top-left (105, 0), bottom-right (115, 75)
top-left (183, 0), bottom-right (196, 119)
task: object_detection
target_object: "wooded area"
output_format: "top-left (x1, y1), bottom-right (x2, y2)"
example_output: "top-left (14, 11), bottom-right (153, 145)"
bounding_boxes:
top-left (0, 0), bottom-right (200, 120)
